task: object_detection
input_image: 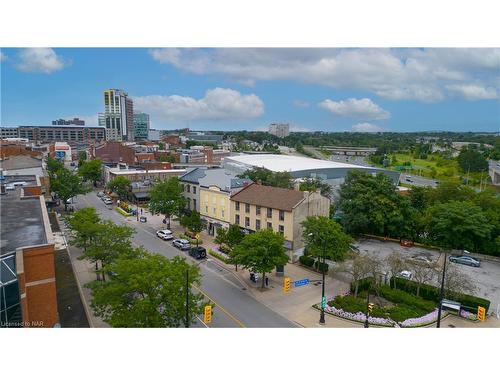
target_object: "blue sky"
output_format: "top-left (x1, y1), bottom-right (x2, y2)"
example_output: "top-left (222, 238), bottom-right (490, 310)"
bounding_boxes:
top-left (1, 48), bottom-right (499, 132)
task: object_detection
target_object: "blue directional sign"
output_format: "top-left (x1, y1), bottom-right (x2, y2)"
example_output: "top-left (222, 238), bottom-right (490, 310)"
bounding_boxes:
top-left (321, 297), bottom-right (327, 309)
top-left (294, 278), bottom-right (310, 287)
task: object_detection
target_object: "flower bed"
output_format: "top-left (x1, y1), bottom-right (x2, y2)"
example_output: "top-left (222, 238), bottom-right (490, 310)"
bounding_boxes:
top-left (321, 304), bottom-right (395, 327)
top-left (115, 206), bottom-right (133, 217)
top-left (459, 309), bottom-right (478, 321)
top-left (399, 309), bottom-right (440, 327)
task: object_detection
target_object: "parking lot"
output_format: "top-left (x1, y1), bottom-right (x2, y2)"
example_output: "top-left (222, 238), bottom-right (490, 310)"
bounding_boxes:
top-left (354, 238), bottom-right (500, 314)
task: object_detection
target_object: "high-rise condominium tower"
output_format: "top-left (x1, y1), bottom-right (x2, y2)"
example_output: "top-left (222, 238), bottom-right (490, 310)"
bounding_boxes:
top-left (98, 89), bottom-right (134, 141)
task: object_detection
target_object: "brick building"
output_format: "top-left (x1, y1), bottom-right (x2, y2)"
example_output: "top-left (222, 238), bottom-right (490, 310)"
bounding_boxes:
top-left (95, 141), bottom-right (135, 165)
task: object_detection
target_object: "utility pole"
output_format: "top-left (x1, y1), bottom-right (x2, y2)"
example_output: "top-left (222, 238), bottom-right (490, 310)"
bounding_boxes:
top-left (436, 250), bottom-right (447, 328)
top-left (319, 237), bottom-right (326, 325)
top-left (185, 268), bottom-right (190, 328)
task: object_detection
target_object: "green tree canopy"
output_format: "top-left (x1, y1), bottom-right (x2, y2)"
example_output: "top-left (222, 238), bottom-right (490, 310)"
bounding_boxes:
top-left (50, 167), bottom-right (88, 210)
top-left (78, 158), bottom-right (103, 186)
top-left (148, 177), bottom-right (186, 229)
top-left (46, 156), bottom-right (64, 177)
top-left (87, 252), bottom-right (204, 327)
top-left (215, 224), bottom-right (245, 270)
top-left (424, 200), bottom-right (493, 251)
top-left (65, 207), bottom-right (101, 251)
top-left (301, 216), bottom-right (353, 262)
top-left (231, 229), bottom-right (288, 288)
top-left (107, 176), bottom-right (131, 200)
top-left (238, 167), bottom-right (293, 189)
top-left (299, 177), bottom-right (332, 198)
top-left (457, 147), bottom-right (488, 173)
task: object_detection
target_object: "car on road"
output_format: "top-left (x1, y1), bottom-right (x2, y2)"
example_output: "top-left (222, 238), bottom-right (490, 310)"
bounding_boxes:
top-left (139, 216), bottom-right (147, 223)
top-left (173, 238), bottom-right (191, 250)
top-left (156, 229), bottom-right (173, 240)
top-left (410, 255), bottom-right (434, 265)
top-left (103, 197), bottom-right (113, 205)
top-left (449, 255), bottom-right (480, 267)
top-left (97, 191), bottom-right (105, 197)
top-left (189, 246), bottom-right (207, 259)
top-left (405, 175), bottom-right (413, 182)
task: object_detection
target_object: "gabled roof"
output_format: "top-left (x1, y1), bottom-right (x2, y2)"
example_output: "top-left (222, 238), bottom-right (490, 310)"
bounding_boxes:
top-left (230, 183), bottom-right (305, 211)
top-left (179, 167), bottom-right (208, 184)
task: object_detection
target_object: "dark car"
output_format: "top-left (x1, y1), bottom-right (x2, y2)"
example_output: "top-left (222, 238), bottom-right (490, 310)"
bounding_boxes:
top-left (449, 255), bottom-right (480, 268)
top-left (189, 246), bottom-right (207, 259)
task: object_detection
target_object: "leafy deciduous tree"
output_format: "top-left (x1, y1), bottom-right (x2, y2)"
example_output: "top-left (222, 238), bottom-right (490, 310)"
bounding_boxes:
top-left (106, 176), bottom-right (131, 201)
top-left (149, 177), bottom-right (186, 229)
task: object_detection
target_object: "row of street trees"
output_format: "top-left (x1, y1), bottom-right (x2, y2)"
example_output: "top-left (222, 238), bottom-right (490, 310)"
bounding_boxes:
top-left (65, 207), bottom-right (203, 327)
top-left (338, 170), bottom-right (500, 255)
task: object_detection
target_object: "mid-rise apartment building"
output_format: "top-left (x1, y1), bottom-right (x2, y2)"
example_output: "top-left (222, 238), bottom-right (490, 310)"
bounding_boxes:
top-left (230, 183), bottom-right (330, 261)
top-left (0, 127), bottom-right (20, 139)
top-left (98, 89), bottom-right (134, 141)
top-left (269, 123), bottom-right (290, 138)
top-left (10, 125), bottom-right (105, 146)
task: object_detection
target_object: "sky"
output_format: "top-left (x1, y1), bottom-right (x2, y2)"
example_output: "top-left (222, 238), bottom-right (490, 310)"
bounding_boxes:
top-left (1, 48), bottom-right (499, 133)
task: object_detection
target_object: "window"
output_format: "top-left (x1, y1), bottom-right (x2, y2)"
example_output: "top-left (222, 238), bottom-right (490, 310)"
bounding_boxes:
top-left (235, 214), bottom-right (240, 224)
top-left (267, 208), bottom-right (273, 219)
top-left (245, 217), bottom-right (250, 227)
top-left (267, 222), bottom-right (273, 230)
top-left (256, 206), bottom-right (261, 215)
top-left (187, 185), bottom-right (191, 193)
top-left (186, 198), bottom-right (191, 209)
top-left (245, 203), bottom-right (250, 213)
top-left (205, 205), bottom-right (208, 213)
top-left (279, 225), bottom-right (284, 234)
top-left (279, 210), bottom-right (285, 221)
top-left (221, 209), bottom-right (225, 218)
top-left (235, 202), bottom-right (240, 211)
top-left (193, 186), bottom-right (196, 194)
top-left (256, 219), bottom-right (261, 230)
top-left (193, 199), bottom-right (197, 211)
top-left (213, 207), bottom-right (216, 215)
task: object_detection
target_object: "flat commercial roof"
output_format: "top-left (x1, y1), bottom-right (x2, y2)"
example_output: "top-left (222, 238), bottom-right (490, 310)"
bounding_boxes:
top-left (225, 154), bottom-right (372, 173)
top-left (110, 169), bottom-right (187, 175)
top-left (0, 178), bottom-right (46, 256)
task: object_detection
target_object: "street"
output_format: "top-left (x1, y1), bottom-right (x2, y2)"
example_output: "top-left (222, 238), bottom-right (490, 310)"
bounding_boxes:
top-left (73, 191), bottom-right (296, 328)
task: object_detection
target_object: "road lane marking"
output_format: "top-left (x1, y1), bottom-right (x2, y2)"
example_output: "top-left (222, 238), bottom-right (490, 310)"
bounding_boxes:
top-left (196, 315), bottom-right (209, 328)
top-left (192, 285), bottom-right (245, 328)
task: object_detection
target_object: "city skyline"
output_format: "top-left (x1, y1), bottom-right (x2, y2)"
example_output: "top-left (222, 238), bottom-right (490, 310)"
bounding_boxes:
top-left (1, 48), bottom-right (499, 132)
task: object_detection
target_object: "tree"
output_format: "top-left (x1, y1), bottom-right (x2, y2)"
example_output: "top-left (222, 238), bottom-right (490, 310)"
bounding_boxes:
top-left (50, 167), bottom-right (88, 211)
top-left (406, 260), bottom-right (436, 297)
top-left (442, 262), bottom-right (476, 299)
top-left (238, 167), bottom-right (293, 189)
top-left (231, 229), bottom-right (288, 288)
top-left (65, 207), bottom-right (101, 252)
top-left (78, 158), bottom-right (103, 186)
top-left (458, 147), bottom-right (488, 173)
top-left (337, 253), bottom-right (379, 297)
top-left (386, 252), bottom-right (407, 288)
top-left (215, 224), bottom-right (245, 270)
top-left (82, 220), bottom-right (135, 281)
top-left (301, 216), bottom-right (353, 263)
top-left (299, 177), bottom-right (332, 198)
top-left (148, 177), bottom-right (186, 229)
top-left (424, 200), bottom-right (493, 251)
top-left (107, 176), bottom-right (131, 201)
top-left (77, 151), bottom-right (87, 166)
top-left (338, 170), bottom-right (408, 238)
top-left (180, 210), bottom-right (204, 247)
top-left (87, 252), bottom-right (204, 327)
top-left (46, 156), bottom-right (64, 177)
top-left (159, 154), bottom-right (176, 163)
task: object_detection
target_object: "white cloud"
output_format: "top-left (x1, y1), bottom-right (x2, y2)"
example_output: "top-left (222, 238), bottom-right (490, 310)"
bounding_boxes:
top-left (289, 124), bottom-right (312, 132)
top-left (149, 48), bottom-right (500, 102)
top-left (15, 48), bottom-right (70, 74)
top-left (133, 88), bottom-right (264, 122)
top-left (293, 100), bottom-right (310, 108)
top-left (446, 84), bottom-right (498, 100)
top-left (351, 123), bottom-right (385, 132)
top-left (319, 98), bottom-right (390, 120)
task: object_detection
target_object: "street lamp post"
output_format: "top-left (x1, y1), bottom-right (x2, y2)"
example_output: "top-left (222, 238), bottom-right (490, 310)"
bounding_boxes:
top-left (436, 250), bottom-right (447, 328)
top-left (364, 292), bottom-right (370, 328)
top-left (319, 237), bottom-right (326, 325)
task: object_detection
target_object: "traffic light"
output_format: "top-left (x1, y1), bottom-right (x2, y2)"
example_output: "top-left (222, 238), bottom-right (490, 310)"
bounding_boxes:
top-left (283, 277), bottom-right (291, 293)
top-left (477, 306), bottom-right (486, 321)
top-left (368, 303), bottom-right (375, 314)
top-left (203, 305), bottom-right (212, 324)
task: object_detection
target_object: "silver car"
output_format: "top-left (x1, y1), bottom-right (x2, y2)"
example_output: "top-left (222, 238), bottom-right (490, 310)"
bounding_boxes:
top-left (449, 255), bottom-right (480, 268)
top-left (172, 238), bottom-right (191, 250)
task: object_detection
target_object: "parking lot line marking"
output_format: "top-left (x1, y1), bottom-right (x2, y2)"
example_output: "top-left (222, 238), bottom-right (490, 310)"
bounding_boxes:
top-left (192, 285), bottom-right (246, 328)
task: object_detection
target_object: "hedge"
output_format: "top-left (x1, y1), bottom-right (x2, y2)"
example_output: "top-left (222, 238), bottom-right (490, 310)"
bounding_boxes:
top-left (391, 277), bottom-right (490, 312)
top-left (115, 207), bottom-right (132, 217)
top-left (350, 277), bottom-right (374, 294)
top-left (299, 255), bottom-right (315, 267)
top-left (179, 234), bottom-right (203, 245)
top-left (378, 285), bottom-right (436, 312)
top-left (208, 249), bottom-right (230, 264)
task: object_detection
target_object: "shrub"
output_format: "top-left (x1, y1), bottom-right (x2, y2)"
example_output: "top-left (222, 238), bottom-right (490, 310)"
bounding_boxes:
top-left (378, 285), bottom-right (436, 312)
top-left (299, 255), bottom-right (315, 267)
top-left (350, 277), bottom-right (374, 294)
top-left (314, 260), bottom-right (329, 273)
top-left (115, 207), bottom-right (132, 217)
top-left (208, 249), bottom-right (230, 264)
top-left (329, 295), bottom-right (367, 314)
top-left (179, 234), bottom-right (203, 245)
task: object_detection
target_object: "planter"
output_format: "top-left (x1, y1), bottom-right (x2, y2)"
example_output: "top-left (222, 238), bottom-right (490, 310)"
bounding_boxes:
top-left (115, 207), bottom-right (133, 217)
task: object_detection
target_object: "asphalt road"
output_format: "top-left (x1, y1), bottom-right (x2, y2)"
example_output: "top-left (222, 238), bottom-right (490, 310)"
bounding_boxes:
top-left (74, 192), bottom-right (296, 328)
top-left (354, 238), bottom-right (500, 313)
top-left (399, 173), bottom-right (439, 187)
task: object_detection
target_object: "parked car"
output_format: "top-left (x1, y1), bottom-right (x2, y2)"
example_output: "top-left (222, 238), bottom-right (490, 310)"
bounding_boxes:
top-left (103, 198), bottom-right (113, 205)
top-left (173, 238), bottom-right (191, 250)
top-left (449, 255), bottom-right (480, 268)
top-left (399, 270), bottom-right (412, 280)
top-left (97, 191), bottom-right (105, 197)
top-left (189, 246), bottom-right (207, 259)
top-left (410, 255), bottom-right (434, 265)
top-left (156, 229), bottom-right (173, 240)
top-left (139, 216), bottom-right (147, 223)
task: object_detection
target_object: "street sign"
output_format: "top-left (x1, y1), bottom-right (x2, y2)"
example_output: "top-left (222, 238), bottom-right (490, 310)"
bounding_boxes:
top-left (204, 305), bottom-right (212, 324)
top-left (294, 278), bottom-right (310, 287)
top-left (321, 297), bottom-right (327, 309)
top-left (477, 306), bottom-right (486, 321)
top-left (195, 233), bottom-right (200, 240)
